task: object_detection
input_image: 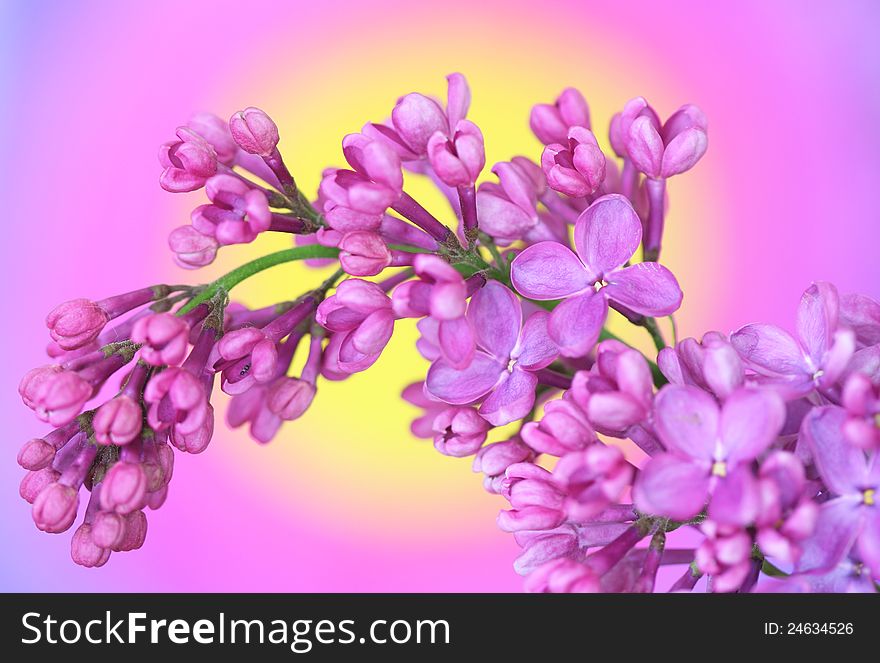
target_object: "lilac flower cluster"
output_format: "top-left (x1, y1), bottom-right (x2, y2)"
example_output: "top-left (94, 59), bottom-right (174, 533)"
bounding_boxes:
top-left (16, 75), bottom-right (880, 594)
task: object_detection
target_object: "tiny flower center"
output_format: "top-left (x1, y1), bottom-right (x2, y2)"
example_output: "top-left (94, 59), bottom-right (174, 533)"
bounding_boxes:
top-left (593, 279), bottom-right (609, 293)
top-left (812, 368), bottom-right (825, 382)
top-left (239, 363), bottom-right (251, 377)
top-left (507, 358), bottom-right (517, 373)
top-left (863, 488), bottom-right (876, 506)
top-left (711, 461), bottom-right (727, 477)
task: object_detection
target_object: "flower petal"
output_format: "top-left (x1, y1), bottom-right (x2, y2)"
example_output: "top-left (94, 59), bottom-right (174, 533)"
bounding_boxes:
top-left (660, 127), bottom-right (707, 178)
top-left (475, 188), bottom-right (537, 240)
top-left (817, 329), bottom-right (855, 388)
top-left (633, 453), bottom-right (710, 521)
top-left (548, 291), bottom-right (608, 358)
top-left (796, 498), bottom-right (863, 573)
top-left (479, 367), bottom-right (538, 426)
top-left (438, 317), bottom-right (476, 369)
top-left (494, 161), bottom-right (537, 214)
top-left (626, 115), bottom-right (663, 178)
top-left (730, 323), bottom-right (808, 378)
top-left (708, 466), bottom-right (761, 526)
top-left (702, 341), bottom-right (744, 399)
top-left (856, 511), bottom-right (880, 575)
top-left (468, 280), bottom-right (521, 360)
top-left (446, 72), bottom-right (471, 131)
top-left (350, 309), bottom-right (394, 356)
top-left (719, 388), bottom-right (786, 465)
top-left (604, 262), bottom-right (683, 317)
top-left (840, 292), bottom-right (880, 347)
top-left (515, 311), bottom-right (558, 370)
top-left (573, 194), bottom-right (641, 276)
top-left (653, 385), bottom-right (719, 461)
top-left (425, 352), bottom-right (502, 404)
top-left (795, 281), bottom-right (839, 367)
top-left (510, 242), bottom-right (591, 300)
top-left (391, 93), bottom-right (447, 154)
top-left (801, 406), bottom-right (869, 496)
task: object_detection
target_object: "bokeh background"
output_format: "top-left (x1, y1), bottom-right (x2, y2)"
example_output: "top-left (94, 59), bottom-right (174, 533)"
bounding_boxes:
top-left (1, 0), bottom-right (878, 591)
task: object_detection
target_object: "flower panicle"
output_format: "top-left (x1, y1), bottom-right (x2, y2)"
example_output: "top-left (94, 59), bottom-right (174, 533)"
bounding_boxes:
top-left (17, 74), bottom-right (880, 594)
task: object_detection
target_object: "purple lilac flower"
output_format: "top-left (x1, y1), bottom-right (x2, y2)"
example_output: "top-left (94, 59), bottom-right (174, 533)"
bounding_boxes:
top-left (530, 88), bottom-right (591, 145)
top-left (755, 451), bottom-right (818, 564)
top-left (626, 102), bottom-right (708, 181)
top-left (797, 406), bottom-right (879, 579)
top-left (168, 226), bottom-right (219, 269)
top-left (472, 436), bottom-right (535, 494)
top-left (401, 381), bottom-right (447, 438)
top-left (317, 279), bottom-right (396, 374)
top-left (511, 194), bottom-right (682, 356)
top-left (392, 254), bottom-right (476, 369)
top-left (566, 339), bottom-right (654, 436)
top-left (19, 72), bottom-right (876, 593)
top-left (46, 286), bottom-right (170, 351)
top-left (425, 281), bottom-right (557, 426)
top-left (431, 406), bottom-right (492, 457)
top-left (633, 385), bottom-right (786, 521)
top-left (131, 313), bottom-right (191, 367)
top-left (841, 373), bottom-right (880, 449)
top-left (158, 127), bottom-right (218, 193)
top-left (540, 126), bottom-right (607, 198)
top-left (840, 292), bottom-right (880, 348)
top-left (475, 161), bottom-right (542, 243)
top-left (730, 282), bottom-right (856, 399)
top-left (320, 133), bottom-right (404, 233)
top-left (658, 331), bottom-right (744, 399)
top-left (229, 107), bottom-right (280, 158)
top-left (191, 174), bottom-right (272, 245)
top-left (366, 72), bottom-right (472, 163)
top-left (694, 520), bottom-right (754, 593)
top-left (520, 396), bottom-right (596, 457)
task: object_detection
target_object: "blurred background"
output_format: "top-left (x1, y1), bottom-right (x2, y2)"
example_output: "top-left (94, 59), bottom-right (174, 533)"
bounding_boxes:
top-left (1, 0), bottom-right (878, 591)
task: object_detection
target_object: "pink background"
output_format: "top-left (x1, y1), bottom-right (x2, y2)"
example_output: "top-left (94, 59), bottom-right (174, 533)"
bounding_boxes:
top-left (2, 0), bottom-right (878, 591)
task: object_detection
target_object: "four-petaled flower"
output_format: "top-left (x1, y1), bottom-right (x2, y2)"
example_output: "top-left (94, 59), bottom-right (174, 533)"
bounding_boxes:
top-left (425, 281), bottom-right (557, 426)
top-left (511, 194), bottom-right (683, 356)
top-left (731, 282), bottom-right (855, 399)
top-left (633, 385), bottom-right (786, 522)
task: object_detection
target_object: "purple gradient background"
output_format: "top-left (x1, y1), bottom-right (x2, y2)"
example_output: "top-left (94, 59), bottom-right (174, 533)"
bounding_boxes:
top-left (1, 0), bottom-right (878, 591)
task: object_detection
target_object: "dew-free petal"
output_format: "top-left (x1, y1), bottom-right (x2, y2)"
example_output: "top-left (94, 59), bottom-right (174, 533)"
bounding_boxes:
top-left (510, 242), bottom-right (591, 300)
top-left (802, 406), bottom-right (870, 496)
top-left (730, 323), bottom-right (808, 378)
top-left (547, 291), bottom-right (607, 358)
top-left (515, 311), bottom-right (558, 370)
top-left (574, 194), bottom-right (641, 276)
top-left (468, 281), bottom-right (522, 360)
top-left (604, 262), bottom-right (683, 316)
top-left (720, 388), bottom-right (786, 465)
top-left (795, 281), bottom-right (839, 367)
top-left (479, 367), bottom-right (538, 426)
top-left (425, 352), bottom-right (502, 404)
top-left (633, 453), bottom-right (710, 521)
top-left (653, 385), bottom-right (718, 461)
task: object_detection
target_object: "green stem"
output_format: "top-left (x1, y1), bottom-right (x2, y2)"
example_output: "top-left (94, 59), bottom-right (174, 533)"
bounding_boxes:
top-left (478, 232), bottom-right (505, 270)
top-left (668, 314), bottom-right (679, 345)
top-left (387, 244), bottom-right (434, 254)
top-left (641, 317), bottom-right (667, 353)
top-left (177, 245), bottom-right (341, 315)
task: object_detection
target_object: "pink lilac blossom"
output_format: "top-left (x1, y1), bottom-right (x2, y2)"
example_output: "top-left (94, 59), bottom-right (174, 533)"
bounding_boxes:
top-left (511, 194), bottom-right (682, 356)
top-left (16, 74), bottom-right (880, 595)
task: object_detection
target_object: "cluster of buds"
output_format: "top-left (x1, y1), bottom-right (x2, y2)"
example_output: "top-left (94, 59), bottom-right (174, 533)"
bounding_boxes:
top-left (17, 74), bottom-right (880, 594)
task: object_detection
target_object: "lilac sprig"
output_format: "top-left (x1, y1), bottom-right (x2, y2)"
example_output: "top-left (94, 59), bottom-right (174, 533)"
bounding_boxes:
top-left (15, 74), bottom-right (880, 595)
